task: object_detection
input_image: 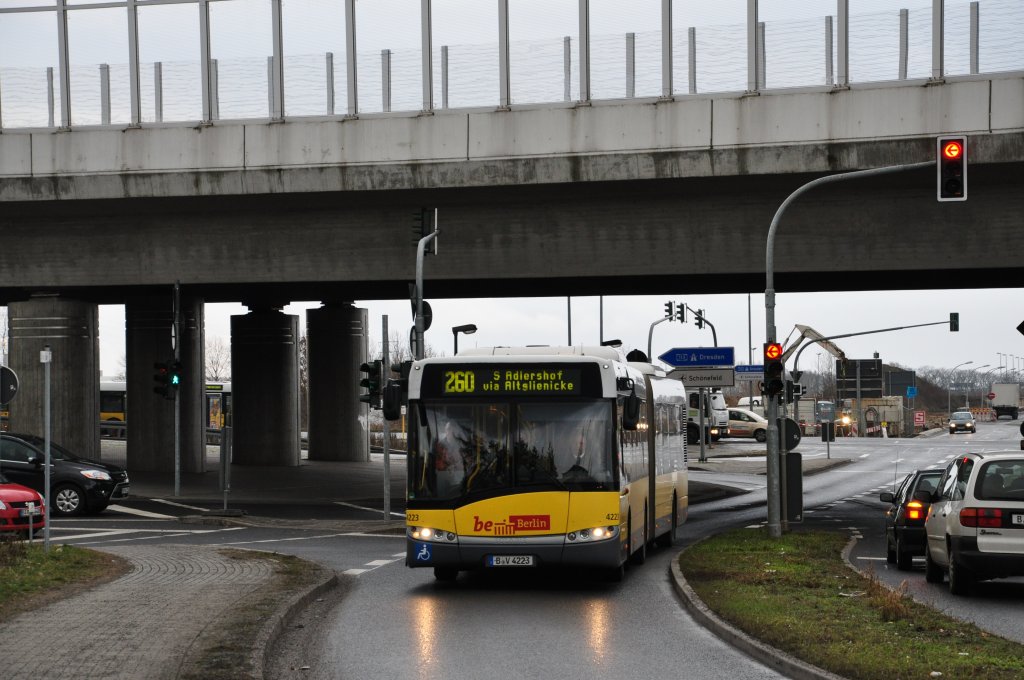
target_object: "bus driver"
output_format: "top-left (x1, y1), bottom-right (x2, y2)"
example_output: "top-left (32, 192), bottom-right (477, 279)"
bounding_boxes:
top-left (434, 420), bottom-right (464, 495)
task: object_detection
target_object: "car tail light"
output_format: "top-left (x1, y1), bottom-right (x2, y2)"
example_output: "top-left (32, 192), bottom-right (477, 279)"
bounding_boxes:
top-left (904, 500), bottom-right (924, 521)
top-left (959, 507), bottom-right (1002, 528)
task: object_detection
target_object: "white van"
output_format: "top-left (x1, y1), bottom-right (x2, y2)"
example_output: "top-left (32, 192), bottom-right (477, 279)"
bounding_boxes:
top-left (708, 391), bottom-right (729, 440)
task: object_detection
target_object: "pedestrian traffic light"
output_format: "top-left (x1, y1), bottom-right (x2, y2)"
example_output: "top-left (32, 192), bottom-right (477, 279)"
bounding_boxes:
top-left (937, 135), bottom-right (967, 202)
top-left (664, 301), bottom-right (674, 320)
top-left (359, 359), bottom-right (383, 409)
top-left (163, 360), bottom-right (183, 399)
top-left (949, 312), bottom-right (959, 332)
top-left (675, 303), bottom-right (685, 323)
top-left (153, 361), bottom-right (169, 397)
top-left (764, 342), bottom-right (784, 396)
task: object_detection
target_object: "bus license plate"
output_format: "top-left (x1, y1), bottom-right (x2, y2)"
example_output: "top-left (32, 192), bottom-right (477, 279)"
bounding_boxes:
top-left (1013, 514), bottom-right (1024, 526)
top-left (488, 555), bottom-right (535, 567)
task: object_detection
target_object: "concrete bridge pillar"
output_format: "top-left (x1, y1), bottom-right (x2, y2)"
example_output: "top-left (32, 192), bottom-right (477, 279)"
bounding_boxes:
top-left (8, 296), bottom-right (100, 459)
top-left (230, 308), bottom-right (300, 466)
top-left (125, 296), bottom-right (206, 473)
top-left (307, 302), bottom-right (369, 462)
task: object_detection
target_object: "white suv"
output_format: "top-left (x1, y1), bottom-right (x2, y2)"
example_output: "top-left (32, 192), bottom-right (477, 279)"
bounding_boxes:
top-left (919, 452), bottom-right (1024, 595)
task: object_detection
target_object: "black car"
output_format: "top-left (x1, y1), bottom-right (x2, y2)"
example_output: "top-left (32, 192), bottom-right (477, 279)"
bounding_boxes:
top-left (880, 469), bottom-right (943, 570)
top-left (0, 433), bottom-right (130, 516)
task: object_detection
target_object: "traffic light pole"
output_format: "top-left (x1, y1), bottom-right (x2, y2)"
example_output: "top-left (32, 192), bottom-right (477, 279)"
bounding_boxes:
top-left (382, 315), bottom-right (391, 520)
top-left (764, 160), bottom-right (932, 538)
top-left (173, 281), bottom-right (181, 498)
top-left (413, 219), bottom-right (439, 360)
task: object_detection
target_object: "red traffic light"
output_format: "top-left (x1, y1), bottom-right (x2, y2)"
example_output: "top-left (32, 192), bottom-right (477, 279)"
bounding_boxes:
top-left (942, 141), bottom-right (963, 160)
top-left (764, 342), bottom-right (783, 361)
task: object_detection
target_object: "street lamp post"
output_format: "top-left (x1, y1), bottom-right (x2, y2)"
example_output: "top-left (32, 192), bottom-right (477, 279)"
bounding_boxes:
top-left (452, 324), bottom-right (477, 355)
top-left (965, 364), bottom-right (990, 408)
top-left (979, 366), bottom-right (999, 413)
top-left (948, 360), bottom-right (973, 415)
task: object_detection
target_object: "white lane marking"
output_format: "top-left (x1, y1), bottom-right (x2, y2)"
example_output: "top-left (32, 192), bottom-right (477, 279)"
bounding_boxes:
top-left (857, 557), bottom-right (888, 561)
top-left (107, 504), bottom-right (176, 519)
top-left (150, 499), bottom-right (210, 512)
top-left (859, 454), bottom-right (871, 458)
top-left (212, 533), bottom-right (352, 546)
top-left (333, 501), bottom-right (405, 518)
top-left (392, 552), bottom-right (405, 558)
top-left (70, 533), bottom-right (194, 546)
top-left (53, 527), bottom-right (243, 541)
top-left (366, 559), bottom-right (400, 567)
top-left (343, 569), bottom-right (370, 575)
top-left (48, 530), bottom-right (128, 541)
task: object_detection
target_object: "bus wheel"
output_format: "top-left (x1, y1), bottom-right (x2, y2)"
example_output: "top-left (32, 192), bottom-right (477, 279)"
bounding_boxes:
top-left (433, 567), bottom-right (458, 582)
top-left (629, 508), bottom-right (647, 566)
top-left (656, 496), bottom-right (677, 548)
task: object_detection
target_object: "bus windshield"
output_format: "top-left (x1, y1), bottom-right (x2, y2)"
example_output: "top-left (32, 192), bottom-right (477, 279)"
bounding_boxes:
top-left (409, 400), bottom-right (615, 501)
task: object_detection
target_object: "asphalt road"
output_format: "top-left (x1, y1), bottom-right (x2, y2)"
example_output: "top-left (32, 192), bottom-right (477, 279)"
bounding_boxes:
top-left (45, 419), bottom-right (1024, 678)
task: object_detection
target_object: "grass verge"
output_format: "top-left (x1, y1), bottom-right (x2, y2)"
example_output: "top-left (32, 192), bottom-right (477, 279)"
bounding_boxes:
top-left (177, 549), bottom-right (332, 680)
top-left (678, 528), bottom-right (1024, 680)
top-left (0, 537), bottom-right (130, 622)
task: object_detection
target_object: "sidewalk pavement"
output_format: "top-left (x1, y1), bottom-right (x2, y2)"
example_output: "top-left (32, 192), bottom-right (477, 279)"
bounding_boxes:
top-left (1, 445), bottom-right (855, 679)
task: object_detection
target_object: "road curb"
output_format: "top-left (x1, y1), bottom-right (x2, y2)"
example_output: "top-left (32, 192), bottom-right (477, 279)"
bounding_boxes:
top-left (669, 552), bottom-right (849, 680)
top-left (251, 565), bottom-right (340, 679)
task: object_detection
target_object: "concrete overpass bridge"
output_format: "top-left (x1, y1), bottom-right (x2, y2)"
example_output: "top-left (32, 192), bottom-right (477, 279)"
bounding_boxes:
top-left (0, 0), bottom-right (1021, 483)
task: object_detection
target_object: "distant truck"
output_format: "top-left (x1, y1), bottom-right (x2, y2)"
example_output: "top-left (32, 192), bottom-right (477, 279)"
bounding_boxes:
top-left (991, 383), bottom-right (1021, 420)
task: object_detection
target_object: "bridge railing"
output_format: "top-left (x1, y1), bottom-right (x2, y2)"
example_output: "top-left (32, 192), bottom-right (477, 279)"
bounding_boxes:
top-left (0, 0), bottom-right (1021, 130)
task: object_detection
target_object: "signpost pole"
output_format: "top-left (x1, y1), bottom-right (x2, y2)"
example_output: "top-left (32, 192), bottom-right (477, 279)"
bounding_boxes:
top-left (41, 346), bottom-right (52, 553)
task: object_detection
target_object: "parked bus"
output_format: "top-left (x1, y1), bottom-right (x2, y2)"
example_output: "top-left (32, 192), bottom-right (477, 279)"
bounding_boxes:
top-left (99, 380), bottom-right (231, 440)
top-left (404, 346), bottom-right (688, 582)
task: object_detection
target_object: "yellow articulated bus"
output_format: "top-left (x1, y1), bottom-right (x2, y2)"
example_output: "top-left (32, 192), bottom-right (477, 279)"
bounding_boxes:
top-left (99, 381), bottom-right (231, 440)
top-left (404, 346), bottom-right (688, 582)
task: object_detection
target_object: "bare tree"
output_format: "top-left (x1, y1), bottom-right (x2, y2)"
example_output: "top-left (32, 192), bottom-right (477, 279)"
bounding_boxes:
top-left (206, 336), bottom-right (231, 381)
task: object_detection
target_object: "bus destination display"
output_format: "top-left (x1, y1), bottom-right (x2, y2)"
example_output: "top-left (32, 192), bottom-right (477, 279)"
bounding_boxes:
top-left (441, 366), bottom-right (583, 396)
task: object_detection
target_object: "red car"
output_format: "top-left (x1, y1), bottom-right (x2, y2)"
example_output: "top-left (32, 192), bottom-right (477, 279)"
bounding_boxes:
top-left (0, 472), bottom-right (47, 538)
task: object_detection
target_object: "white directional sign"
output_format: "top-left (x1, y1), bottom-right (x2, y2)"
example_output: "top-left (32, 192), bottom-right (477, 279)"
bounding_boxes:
top-left (734, 364), bottom-right (764, 382)
top-left (666, 367), bottom-right (735, 388)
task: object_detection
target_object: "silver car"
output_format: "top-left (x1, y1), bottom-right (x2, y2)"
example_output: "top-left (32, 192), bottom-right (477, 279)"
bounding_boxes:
top-left (920, 452), bottom-right (1024, 595)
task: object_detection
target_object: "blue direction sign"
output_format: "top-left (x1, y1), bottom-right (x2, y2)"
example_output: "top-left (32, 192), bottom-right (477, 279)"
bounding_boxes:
top-left (735, 364), bottom-right (765, 374)
top-left (658, 347), bottom-right (735, 368)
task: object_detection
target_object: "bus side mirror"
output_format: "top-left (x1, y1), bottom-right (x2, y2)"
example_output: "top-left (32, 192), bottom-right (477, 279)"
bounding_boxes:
top-left (382, 380), bottom-right (403, 421)
top-left (622, 393), bottom-right (641, 431)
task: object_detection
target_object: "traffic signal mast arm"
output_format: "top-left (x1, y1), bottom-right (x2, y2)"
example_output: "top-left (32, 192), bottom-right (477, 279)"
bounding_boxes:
top-left (788, 317), bottom-right (959, 374)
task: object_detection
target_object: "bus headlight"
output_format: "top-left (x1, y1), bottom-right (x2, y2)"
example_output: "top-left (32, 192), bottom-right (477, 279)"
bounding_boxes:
top-left (566, 526), bottom-right (617, 542)
top-left (409, 526), bottom-right (457, 542)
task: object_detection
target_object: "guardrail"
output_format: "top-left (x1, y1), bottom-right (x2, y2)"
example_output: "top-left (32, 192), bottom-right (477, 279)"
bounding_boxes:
top-left (0, 0), bottom-right (1020, 129)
